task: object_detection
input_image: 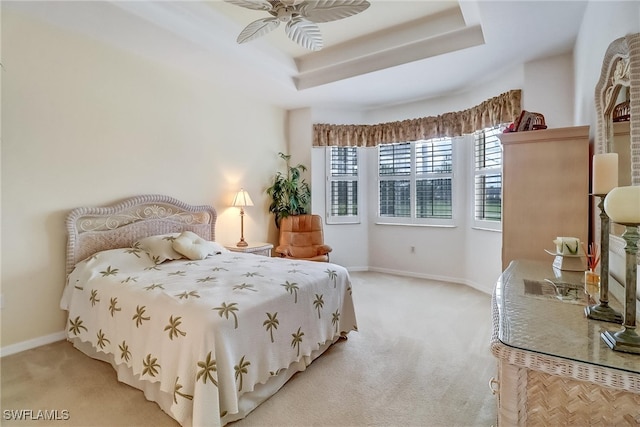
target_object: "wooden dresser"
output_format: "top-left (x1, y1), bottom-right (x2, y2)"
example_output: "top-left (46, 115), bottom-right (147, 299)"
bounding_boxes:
top-left (491, 260), bottom-right (640, 425)
top-left (499, 126), bottom-right (590, 270)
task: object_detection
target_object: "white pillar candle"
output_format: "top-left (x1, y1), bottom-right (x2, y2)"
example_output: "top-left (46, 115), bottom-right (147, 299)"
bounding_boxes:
top-left (604, 186), bottom-right (640, 224)
top-left (592, 153), bottom-right (618, 195)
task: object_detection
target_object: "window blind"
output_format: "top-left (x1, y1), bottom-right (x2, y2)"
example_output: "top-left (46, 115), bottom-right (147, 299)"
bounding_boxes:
top-left (379, 143), bottom-right (411, 176)
top-left (378, 138), bottom-right (453, 221)
top-left (327, 146), bottom-right (359, 223)
top-left (474, 128), bottom-right (502, 222)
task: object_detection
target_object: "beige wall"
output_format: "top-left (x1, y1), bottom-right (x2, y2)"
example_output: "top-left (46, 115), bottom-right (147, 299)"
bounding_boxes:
top-left (1, 9), bottom-right (287, 349)
top-left (574, 2), bottom-right (639, 132)
top-left (523, 53), bottom-right (574, 128)
top-left (573, 2), bottom-right (640, 313)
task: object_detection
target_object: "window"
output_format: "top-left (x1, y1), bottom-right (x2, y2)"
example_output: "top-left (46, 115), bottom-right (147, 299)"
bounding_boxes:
top-left (378, 138), bottom-right (453, 224)
top-left (326, 146), bottom-right (359, 224)
top-left (379, 143), bottom-right (411, 218)
top-left (474, 127), bottom-right (502, 228)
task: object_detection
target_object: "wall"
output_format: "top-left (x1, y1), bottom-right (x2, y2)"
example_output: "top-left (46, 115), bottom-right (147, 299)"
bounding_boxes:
top-left (574, 2), bottom-right (639, 132)
top-left (309, 108), bottom-right (370, 270)
top-left (7, 1), bottom-right (637, 355)
top-left (365, 64), bottom-right (525, 124)
top-left (302, 52), bottom-right (578, 294)
top-left (524, 53), bottom-right (575, 129)
top-left (573, 1), bottom-right (640, 310)
top-left (362, 70), bottom-right (524, 293)
top-left (1, 9), bottom-right (287, 353)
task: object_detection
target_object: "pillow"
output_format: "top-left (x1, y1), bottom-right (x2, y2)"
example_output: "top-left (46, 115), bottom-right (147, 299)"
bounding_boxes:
top-left (136, 233), bottom-right (183, 264)
top-left (172, 231), bottom-right (227, 260)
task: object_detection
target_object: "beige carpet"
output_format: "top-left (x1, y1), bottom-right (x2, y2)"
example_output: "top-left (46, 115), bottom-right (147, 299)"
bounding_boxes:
top-left (1, 271), bottom-right (497, 426)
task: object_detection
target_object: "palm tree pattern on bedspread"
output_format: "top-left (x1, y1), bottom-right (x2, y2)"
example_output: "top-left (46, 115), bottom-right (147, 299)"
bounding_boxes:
top-left (60, 248), bottom-right (357, 426)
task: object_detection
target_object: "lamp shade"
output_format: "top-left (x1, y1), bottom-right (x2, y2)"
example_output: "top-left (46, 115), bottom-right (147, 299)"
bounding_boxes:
top-left (592, 153), bottom-right (618, 195)
top-left (604, 185), bottom-right (640, 224)
top-left (232, 189), bottom-right (254, 207)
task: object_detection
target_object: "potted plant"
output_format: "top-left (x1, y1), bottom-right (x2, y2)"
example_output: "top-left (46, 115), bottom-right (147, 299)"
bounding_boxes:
top-left (266, 152), bottom-right (311, 228)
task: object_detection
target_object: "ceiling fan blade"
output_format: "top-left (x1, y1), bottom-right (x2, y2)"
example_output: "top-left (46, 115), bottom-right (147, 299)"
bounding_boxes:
top-left (300, 0), bottom-right (370, 23)
top-left (224, 0), bottom-right (273, 12)
top-left (285, 17), bottom-right (323, 51)
top-left (237, 18), bottom-right (280, 44)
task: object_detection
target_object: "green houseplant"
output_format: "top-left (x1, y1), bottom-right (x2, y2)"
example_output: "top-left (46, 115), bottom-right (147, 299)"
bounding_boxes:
top-left (266, 152), bottom-right (311, 228)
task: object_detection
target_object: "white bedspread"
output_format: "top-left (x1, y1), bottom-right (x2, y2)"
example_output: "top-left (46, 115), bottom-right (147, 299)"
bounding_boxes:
top-left (60, 248), bottom-right (357, 426)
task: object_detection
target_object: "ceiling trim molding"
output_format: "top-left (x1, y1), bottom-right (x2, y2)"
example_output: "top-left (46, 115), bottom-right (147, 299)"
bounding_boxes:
top-left (294, 24), bottom-right (485, 90)
top-left (295, 7), bottom-right (467, 74)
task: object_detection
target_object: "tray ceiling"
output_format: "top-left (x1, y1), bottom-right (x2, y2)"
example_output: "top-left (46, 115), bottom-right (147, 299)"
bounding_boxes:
top-left (5, 1), bottom-right (589, 110)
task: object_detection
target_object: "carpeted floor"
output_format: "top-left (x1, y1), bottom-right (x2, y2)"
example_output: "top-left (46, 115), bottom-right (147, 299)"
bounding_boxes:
top-left (1, 271), bottom-right (497, 426)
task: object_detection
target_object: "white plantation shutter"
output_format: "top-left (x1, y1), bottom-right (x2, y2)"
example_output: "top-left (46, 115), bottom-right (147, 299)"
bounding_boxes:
top-left (474, 127), bottom-right (502, 228)
top-left (379, 143), bottom-right (411, 217)
top-left (326, 147), bottom-right (359, 224)
top-left (416, 139), bottom-right (452, 219)
top-left (378, 138), bottom-right (454, 224)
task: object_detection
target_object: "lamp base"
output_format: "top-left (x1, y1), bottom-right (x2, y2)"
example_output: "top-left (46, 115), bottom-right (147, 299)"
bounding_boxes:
top-left (601, 327), bottom-right (640, 354)
top-left (236, 239), bottom-right (248, 247)
top-left (585, 303), bottom-right (623, 323)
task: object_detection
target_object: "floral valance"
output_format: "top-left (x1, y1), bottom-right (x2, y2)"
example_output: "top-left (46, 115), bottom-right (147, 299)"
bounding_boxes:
top-left (313, 89), bottom-right (521, 147)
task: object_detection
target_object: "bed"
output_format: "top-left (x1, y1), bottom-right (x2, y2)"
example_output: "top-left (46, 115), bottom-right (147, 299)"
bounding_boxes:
top-left (59, 194), bottom-right (358, 426)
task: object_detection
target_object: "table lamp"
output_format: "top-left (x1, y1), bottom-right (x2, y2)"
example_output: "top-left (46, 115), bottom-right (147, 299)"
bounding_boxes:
top-left (601, 185), bottom-right (640, 354)
top-left (232, 188), bottom-right (253, 247)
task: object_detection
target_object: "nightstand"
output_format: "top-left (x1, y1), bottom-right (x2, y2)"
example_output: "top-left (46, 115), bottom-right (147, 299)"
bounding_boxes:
top-left (225, 242), bottom-right (273, 257)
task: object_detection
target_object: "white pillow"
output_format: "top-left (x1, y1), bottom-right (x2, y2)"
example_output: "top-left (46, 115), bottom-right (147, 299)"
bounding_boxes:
top-left (172, 231), bottom-right (227, 260)
top-left (136, 233), bottom-right (183, 264)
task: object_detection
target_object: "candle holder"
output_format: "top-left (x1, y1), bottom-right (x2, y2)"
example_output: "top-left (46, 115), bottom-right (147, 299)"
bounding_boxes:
top-left (601, 224), bottom-right (640, 354)
top-left (585, 196), bottom-right (623, 323)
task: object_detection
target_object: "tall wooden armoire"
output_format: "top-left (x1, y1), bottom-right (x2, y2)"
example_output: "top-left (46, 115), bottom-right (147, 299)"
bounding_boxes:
top-left (499, 126), bottom-right (590, 270)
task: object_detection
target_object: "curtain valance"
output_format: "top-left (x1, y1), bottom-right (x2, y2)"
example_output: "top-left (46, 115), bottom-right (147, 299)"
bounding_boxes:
top-left (313, 89), bottom-right (521, 147)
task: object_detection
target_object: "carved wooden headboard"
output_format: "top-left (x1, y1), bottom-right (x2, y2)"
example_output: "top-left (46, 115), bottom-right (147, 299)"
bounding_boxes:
top-left (65, 194), bottom-right (217, 275)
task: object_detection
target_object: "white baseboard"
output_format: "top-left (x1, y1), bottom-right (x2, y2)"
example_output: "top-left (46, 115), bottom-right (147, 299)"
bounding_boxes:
top-left (0, 331), bottom-right (66, 358)
top-left (345, 266), bottom-right (369, 272)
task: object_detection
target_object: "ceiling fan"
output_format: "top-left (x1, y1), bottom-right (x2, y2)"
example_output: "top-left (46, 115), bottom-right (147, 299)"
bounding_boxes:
top-left (224, 0), bottom-right (371, 51)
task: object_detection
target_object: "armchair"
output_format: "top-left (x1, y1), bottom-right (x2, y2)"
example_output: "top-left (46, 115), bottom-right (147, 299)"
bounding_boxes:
top-left (275, 214), bottom-right (332, 262)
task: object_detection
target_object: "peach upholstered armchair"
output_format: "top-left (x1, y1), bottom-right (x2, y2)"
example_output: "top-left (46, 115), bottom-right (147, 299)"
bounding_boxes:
top-left (275, 214), bottom-right (332, 262)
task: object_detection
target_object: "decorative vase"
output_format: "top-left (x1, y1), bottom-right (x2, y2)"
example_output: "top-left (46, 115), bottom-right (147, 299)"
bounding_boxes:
top-left (584, 270), bottom-right (600, 302)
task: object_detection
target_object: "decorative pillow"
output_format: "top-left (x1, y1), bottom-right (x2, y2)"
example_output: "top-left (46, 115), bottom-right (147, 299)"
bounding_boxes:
top-left (135, 233), bottom-right (183, 264)
top-left (172, 231), bottom-right (227, 260)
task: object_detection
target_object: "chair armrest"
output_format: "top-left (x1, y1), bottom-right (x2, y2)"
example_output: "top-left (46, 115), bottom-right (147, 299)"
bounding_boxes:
top-left (316, 244), bottom-right (333, 255)
top-left (275, 246), bottom-right (292, 257)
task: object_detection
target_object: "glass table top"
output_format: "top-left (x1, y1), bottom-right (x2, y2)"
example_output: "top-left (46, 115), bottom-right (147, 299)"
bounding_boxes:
top-left (495, 260), bottom-right (639, 374)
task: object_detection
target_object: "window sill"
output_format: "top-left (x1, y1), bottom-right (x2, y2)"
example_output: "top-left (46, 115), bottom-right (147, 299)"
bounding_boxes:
top-left (375, 222), bottom-right (457, 228)
top-left (326, 221), bottom-right (361, 225)
top-left (471, 225), bottom-right (502, 233)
